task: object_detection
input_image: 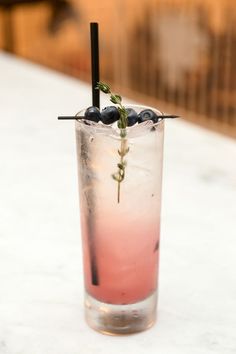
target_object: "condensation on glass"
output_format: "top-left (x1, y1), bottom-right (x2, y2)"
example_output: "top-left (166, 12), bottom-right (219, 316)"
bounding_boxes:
top-left (75, 105), bottom-right (164, 334)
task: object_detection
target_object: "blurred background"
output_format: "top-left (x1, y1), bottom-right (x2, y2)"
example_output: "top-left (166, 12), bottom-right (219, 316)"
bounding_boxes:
top-left (0, 0), bottom-right (235, 137)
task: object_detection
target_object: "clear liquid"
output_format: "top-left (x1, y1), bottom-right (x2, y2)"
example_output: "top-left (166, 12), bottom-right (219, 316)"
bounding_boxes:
top-left (76, 112), bottom-right (164, 306)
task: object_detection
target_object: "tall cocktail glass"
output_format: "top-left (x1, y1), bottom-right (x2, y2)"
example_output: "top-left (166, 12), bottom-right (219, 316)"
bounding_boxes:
top-left (75, 105), bottom-right (164, 335)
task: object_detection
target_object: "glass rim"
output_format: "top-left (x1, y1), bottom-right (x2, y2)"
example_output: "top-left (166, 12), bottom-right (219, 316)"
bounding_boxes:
top-left (75, 104), bottom-right (165, 139)
top-left (75, 103), bottom-right (164, 118)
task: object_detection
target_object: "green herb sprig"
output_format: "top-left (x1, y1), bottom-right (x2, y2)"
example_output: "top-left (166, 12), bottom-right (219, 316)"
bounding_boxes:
top-left (96, 82), bottom-right (129, 203)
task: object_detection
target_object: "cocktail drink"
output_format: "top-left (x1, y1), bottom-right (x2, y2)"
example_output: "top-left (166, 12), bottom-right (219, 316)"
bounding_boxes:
top-left (58, 23), bottom-right (177, 336)
top-left (75, 103), bottom-right (164, 334)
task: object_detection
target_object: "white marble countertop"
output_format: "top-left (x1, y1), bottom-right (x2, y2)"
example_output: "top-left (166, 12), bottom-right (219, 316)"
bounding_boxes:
top-left (0, 52), bottom-right (236, 354)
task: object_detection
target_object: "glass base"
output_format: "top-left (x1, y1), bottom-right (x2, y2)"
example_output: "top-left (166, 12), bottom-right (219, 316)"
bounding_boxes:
top-left (84, 290), bottom-right (157, 335)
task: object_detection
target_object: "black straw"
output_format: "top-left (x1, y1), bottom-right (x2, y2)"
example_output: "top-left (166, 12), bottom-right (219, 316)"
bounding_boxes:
top-left (90, 22), bottom-right (100, 109)
top-left (86, 22), bottom-right (100, 286)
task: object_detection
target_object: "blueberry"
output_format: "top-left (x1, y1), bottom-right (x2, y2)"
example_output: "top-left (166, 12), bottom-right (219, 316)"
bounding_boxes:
top-left (101, 106), bottom-right (120, 125)
top-left (126, 108), bottom-right (138, 126)
top-left (84, 106), bottom-right (101, 122)
top-left (138, 109), bottom-right (158, 123)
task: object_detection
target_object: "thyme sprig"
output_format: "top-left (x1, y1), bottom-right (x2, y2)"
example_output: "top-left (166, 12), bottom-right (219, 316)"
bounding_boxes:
top-left (96, 82), bottom-right (129, 203)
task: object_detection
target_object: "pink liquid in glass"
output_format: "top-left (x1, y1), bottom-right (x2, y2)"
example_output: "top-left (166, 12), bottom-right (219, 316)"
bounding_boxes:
top-left (81, 216), bottom-right (160, 305)
top-left (76, 111), bottom-right (164, 306)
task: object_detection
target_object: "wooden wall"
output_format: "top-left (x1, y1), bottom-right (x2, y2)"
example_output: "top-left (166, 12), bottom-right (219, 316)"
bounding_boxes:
top-left (0, 0), bottom-right (235, 137)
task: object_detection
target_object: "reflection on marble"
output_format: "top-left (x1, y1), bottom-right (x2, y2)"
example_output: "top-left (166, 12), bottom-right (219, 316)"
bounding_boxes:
top-left (0, 53), bottom-right (236, 354)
